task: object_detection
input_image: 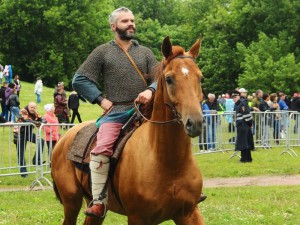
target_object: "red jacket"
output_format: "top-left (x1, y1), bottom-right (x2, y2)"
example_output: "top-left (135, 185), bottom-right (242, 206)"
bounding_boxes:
top-left (42, 112), bottom-right (59, 141)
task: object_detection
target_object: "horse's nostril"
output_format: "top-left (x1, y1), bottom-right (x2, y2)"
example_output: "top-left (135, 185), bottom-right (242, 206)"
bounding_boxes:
top-left (186, 119), bottom-right (193, 128)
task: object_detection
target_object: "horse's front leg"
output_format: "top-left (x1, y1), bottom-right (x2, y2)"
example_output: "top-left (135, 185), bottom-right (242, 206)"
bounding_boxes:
top-left (173, 207), bottom-right (204, 225)
top-left (83, 216), bottom-right (105, 225)
top-left (127, 215), bottom-right (150, 225)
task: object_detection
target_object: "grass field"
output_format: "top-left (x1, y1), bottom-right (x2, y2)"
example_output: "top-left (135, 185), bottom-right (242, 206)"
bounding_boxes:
top-left (15, 81), bottom-right (101, 122)
top-left (0, 185), bottom-right (299, 225)
top-left (0, 82), bottom-right (300, 224)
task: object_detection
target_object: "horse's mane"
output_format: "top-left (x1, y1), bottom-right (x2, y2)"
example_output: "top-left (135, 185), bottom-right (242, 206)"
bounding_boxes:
top-left (141, 46), bottom-right (186, 118)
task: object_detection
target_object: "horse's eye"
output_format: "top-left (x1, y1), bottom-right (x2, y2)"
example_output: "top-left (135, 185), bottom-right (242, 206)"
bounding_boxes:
top-left (165, 76), bottom-right (173, 85)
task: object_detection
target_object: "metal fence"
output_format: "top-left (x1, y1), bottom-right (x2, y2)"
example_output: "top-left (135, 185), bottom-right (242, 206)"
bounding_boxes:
top-left (0, 122), bottom-right (73, 189)
top-left (193, 111), bottom-right (300, 157)
top-left (0, 111), bottom-right (299, 189)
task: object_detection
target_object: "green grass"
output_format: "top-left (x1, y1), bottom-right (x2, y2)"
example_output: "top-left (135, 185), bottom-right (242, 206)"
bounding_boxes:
top-left (18, 81), bottom-right (102, 122)
top-left (0, 185), bottom-right (299, 225)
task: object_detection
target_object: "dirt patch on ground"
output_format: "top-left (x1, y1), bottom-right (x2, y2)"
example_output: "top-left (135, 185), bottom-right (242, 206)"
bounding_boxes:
top-left (204, 174), bottom-right (300, 188)
top-left (1, 175), bottom-right (299, 192)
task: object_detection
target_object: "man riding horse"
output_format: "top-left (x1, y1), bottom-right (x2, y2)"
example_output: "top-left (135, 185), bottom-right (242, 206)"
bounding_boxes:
top-left (72, 7), bottom-right (205, 219)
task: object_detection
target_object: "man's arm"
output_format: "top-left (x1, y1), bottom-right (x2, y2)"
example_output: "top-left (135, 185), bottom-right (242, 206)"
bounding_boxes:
top-left (72, 73), bottom-right (103, 104)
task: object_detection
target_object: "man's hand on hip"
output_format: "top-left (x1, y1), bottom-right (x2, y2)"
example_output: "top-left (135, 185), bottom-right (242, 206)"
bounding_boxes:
top-left (100, 98), bottom-right (113, 113)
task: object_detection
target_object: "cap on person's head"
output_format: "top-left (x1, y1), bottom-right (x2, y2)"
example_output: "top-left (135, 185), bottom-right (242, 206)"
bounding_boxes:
top-left (58, 82), bottom-right (64, 87)
top-left (44, 104), bottom-right (53, 112)
top-left (238, 88), bottom-right (247, 93)
top-left (231, 90), bottom-right (240, 97)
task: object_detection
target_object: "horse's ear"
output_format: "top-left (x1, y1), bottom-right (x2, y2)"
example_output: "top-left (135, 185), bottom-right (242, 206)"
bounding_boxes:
top-left (188, 37), bottom-right (202, 59)
top-left (162, 36), bottom-right (173, 59)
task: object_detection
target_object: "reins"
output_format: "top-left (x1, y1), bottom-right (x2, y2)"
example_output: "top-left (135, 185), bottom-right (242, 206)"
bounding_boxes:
top-left (134, 101), bottom-right (181, 124)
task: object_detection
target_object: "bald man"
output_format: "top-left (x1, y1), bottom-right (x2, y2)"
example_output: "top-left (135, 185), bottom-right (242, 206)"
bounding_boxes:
top-left (15, 101), bottom-right (46, 177)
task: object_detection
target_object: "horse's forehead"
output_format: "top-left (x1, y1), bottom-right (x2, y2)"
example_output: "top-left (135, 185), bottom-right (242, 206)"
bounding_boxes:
top-left (166, 56), bottom-right (201, 77)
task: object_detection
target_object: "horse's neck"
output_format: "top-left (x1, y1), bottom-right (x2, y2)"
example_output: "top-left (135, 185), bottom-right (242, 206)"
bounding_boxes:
top-left (148, 123), bottom-right (192, 169)
top-left (149, 90), bottom-right (193, 166)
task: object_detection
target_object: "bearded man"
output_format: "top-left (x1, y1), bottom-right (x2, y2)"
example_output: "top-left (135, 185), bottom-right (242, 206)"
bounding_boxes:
top-left (72, 7), bottom-right (158, 218)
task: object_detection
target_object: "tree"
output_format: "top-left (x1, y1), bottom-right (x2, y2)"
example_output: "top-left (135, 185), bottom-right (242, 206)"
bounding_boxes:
top-left (0, 0), bottom-right (113, 87)
top-left (237, 32), bottom-right (300, 94)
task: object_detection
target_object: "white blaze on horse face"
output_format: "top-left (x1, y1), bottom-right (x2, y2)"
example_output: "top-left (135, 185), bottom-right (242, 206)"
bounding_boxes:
top-left (181, 67), bottom-right (189, 76)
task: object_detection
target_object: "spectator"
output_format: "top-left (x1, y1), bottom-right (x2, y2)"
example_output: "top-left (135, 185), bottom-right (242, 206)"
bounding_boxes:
top-left (54, 82), bottom-right (65, 97)
top-left (34, 77), bottom-right (43, 103)
top-left (0, 82), bottom-right (9, 119)
top-left (247, 95), bottom-right (253, 107)
top-left (0, 64), bottom-right (3, 84)
top-left (68, 90), bottom-right (85, 124)
top-left (278, 92), bottom-right (289, 138)
top-left (199, 100), bottom-right (208, 151)
top-left (225, 92), bottom-right (235, 133)
top-left (3, 65), bottom-right (9, 83)
top-left (8, 65), bottom-right (13, 83)
top-left (5, 83), bottom-right (15, 120)
top-left (251, 89), bottom-right (263, 143)
top-left (232, 91), bottom-right (254, 163)
top-left (259, 93), bottom-right (278, 146)
top-left (8, 88), bottom-right (20, 123)
top-left (13, 75), bottom-right (21, 96)
top-left (259, 93), bottom-right (279, 112)
top-left (217, 94), bottom-right (226, 110)
top-left (278, 90), bottom-right (291, 108)
top-left (269, 93), bottom-right (280, 144)
top-left (251, 89), bottom-right (263, 111)
top-left (290, 91), bottom-right (300, 133)
top-left (42, 104), bottom-right (59, 160)
top-left (202, 93), bottom-right (222, 150)
top-left (238, 88), bottom-right (248, 102)
top-left (54, 85), bottom-right (70, 123)
top-left (14, 102), bottom-right (46, 177)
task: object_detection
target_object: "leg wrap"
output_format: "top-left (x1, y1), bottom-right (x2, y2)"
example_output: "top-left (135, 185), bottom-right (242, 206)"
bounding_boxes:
top-left (90, 154), bottom-right (110, 205)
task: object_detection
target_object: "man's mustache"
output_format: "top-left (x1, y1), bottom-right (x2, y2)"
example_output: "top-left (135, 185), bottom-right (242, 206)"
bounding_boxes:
top-left (126, 26), bottom-right (135, 31)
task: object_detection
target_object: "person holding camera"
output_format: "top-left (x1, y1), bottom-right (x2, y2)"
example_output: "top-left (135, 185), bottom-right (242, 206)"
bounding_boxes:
top-left (14, 101), bottom-right (46, 177)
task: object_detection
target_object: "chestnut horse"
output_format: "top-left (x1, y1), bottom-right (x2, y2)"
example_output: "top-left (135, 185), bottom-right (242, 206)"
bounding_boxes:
top-left (51, 36), bottom-right (204, 225)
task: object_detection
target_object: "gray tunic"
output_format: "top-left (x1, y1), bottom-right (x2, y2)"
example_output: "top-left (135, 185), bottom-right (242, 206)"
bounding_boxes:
top-left (73, 40), bottom-right (157, 113)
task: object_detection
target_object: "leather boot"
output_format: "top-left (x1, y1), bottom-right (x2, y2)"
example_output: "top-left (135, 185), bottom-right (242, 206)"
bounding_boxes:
top-left (84, 154), bottom-right (109, 218)
top-left (84, 202), bottom-right (107, 218)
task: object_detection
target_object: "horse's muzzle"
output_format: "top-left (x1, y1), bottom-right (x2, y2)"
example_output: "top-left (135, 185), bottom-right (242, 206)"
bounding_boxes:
top-left (185, 117), bottom-right (203, 138)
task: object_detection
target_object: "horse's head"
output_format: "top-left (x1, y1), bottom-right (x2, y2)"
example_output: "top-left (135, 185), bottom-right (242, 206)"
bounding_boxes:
top-left (159, 36), bottom-right (204, 137)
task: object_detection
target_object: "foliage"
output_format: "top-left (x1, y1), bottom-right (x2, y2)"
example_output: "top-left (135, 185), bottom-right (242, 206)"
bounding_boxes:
top-left (0, 0), bottom-right (299, 94)
top-left (0, 0), bottom-right (112, 87)
top-left (237, 32), bottom-right (300, 94)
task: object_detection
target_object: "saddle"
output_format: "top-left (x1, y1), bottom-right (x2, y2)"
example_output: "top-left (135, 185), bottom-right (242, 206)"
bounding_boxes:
top-left (67, 112), bottom-right (141, 168)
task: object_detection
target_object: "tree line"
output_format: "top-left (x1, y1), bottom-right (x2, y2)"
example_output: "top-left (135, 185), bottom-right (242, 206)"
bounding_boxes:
top-left (0, 0), bottom-right (299, 95)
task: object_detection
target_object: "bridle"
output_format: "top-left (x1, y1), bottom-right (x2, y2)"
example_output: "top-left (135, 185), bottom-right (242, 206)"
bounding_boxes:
top-left (134, 101), bottom-right (181, 124)
top-left (134, 55), bottom-right (200, 125)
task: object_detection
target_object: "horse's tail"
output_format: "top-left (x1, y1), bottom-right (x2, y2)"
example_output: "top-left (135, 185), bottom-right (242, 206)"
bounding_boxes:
top-left (52, 175), bottom-right (63, 204)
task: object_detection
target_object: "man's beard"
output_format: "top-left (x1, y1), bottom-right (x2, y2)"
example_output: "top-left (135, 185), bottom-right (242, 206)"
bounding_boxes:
top-left (116, 26), bottom-right (136, 40)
